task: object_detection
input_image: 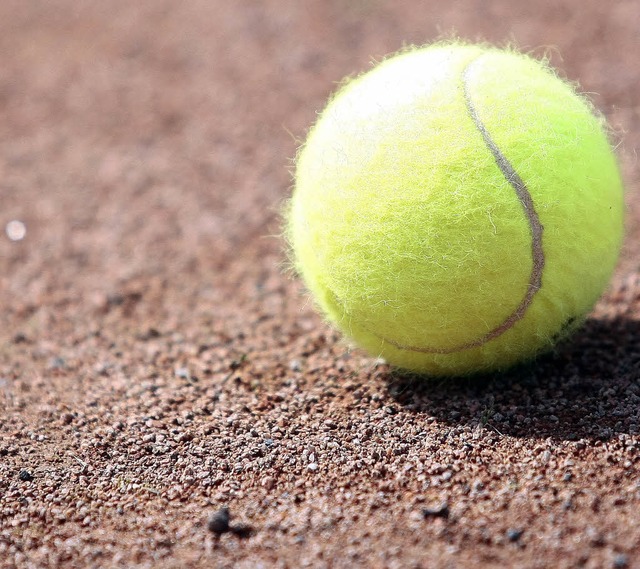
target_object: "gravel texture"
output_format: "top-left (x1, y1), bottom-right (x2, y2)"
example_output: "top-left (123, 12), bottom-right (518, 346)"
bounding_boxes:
top-left (1, 1), bottom-right (639, 568)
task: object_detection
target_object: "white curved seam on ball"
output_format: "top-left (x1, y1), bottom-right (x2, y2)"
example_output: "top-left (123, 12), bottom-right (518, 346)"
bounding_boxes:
top-left (379, 54), bottom-right (546, 354)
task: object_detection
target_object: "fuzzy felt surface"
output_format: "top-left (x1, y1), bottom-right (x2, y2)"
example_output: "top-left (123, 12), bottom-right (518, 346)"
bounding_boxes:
top-left (289, 43), bottom-right (624, 376)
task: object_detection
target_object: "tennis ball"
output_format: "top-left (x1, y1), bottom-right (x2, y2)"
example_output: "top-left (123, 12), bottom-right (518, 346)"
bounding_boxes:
top-left (287, 42), bottom-right (624, 376)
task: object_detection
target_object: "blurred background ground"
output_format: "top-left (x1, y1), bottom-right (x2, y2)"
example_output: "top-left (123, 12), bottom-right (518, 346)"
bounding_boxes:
top-left (0, 1), bottom-right (639, 568)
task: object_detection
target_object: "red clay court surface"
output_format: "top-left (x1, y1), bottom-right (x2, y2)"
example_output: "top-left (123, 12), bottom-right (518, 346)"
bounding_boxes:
top-left (1, 2), bottom-right (639, 568)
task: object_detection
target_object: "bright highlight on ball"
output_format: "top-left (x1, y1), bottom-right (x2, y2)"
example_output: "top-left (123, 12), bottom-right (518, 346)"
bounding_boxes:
top-left (287, 42), bottom-right (624, 376)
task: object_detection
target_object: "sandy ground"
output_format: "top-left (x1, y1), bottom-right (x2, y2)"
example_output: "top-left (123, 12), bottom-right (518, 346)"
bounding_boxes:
top-left (1, 1), bottom-right (639, 568)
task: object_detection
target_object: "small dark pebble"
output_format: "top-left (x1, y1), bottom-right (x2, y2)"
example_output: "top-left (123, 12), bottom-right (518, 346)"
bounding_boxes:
top-left (208, 507), bottom-right (230, 534)
top-left (422, 503), bottom-right (449, 519)
top-left (507, 528), bottom-right (524, 542)
top-left (18, 470), bottom-right (34, 482)
top-left (230, 523), bottom-right (255, 538)
top-left (613, 554), bottom-right (629, 568)
top-left (139, 327), bottom-right (161, 340)
top-left (61, 413), bottom-right (75, 425)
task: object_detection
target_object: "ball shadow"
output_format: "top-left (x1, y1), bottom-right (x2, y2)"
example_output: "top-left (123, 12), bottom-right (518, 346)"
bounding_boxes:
top-left (384, 316), bottom-right (640, 441)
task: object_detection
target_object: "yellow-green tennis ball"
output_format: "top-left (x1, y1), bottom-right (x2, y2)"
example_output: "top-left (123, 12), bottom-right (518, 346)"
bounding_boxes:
top-left (287, 42), bottom-right (624, 376)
